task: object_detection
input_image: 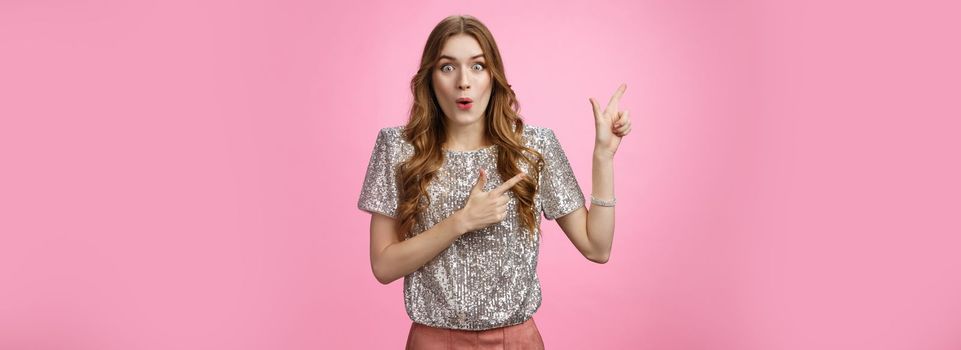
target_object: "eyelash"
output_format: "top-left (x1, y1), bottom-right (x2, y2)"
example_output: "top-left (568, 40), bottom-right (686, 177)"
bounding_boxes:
top-left (439, 63), bottom-right (485, 72)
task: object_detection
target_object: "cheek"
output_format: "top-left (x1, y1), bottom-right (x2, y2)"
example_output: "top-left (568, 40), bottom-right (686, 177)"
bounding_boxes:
top-left (432, 84), bottom-right (451, 102)
top-left (434, 77), bottom-right (457, 96)
top-left (431, 73), bottom-right (449, 90)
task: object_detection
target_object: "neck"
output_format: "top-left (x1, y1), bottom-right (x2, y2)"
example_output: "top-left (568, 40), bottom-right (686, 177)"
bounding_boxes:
top-left (443, 118), bottom-right (490, 151)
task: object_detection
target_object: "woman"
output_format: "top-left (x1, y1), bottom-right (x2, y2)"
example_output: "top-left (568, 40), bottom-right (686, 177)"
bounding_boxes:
top-left (358, 14), bottom-right (632, 349)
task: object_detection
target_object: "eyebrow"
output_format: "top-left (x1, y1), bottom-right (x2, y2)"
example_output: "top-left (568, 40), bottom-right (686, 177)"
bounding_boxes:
top-left (438, 53), bottom-right (485, 61)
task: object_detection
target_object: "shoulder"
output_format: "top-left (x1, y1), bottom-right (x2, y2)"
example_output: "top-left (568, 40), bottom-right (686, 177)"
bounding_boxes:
top-left (371, 126), bottom-right (413, 161)
top-left (521, 123), bottom-right (560, 151)
top-left (521, 123), bottom-right (549, 136)
top-left (372, 126), bottom-right (409, 148)
top-left (376, 125), bottom-right (405, 141)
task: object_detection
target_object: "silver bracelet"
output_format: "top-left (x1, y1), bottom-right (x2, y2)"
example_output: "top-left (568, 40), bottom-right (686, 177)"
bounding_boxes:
top-left (590, 195), bottom-right (616, 207)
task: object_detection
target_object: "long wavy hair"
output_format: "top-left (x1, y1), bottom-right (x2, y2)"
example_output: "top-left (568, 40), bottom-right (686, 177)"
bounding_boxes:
top-left (395, 15), bottom-right (544, 241)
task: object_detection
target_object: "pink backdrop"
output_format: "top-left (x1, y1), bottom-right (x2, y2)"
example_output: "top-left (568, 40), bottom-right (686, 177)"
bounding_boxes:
top-left (2, 0), bottom-right (959, 349)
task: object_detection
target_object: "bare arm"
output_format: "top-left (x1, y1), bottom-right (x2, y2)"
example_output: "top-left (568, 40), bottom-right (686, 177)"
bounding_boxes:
top-left (369, 169), bottom-right (527, 284)
top-left (556, 151), bottom-right (616, 263)
top-left (556, 84), bottom-right (632, 264)
top-left (369, 212), bottom-right (464, 284)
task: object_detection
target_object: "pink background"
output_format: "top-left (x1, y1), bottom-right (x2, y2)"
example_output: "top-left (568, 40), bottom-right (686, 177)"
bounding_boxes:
top-left (2, 0), bottom-right (959, 349)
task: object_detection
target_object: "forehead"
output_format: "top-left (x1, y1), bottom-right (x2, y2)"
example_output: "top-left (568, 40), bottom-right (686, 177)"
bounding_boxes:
top-left (438, 34), bottom-right (484, 60)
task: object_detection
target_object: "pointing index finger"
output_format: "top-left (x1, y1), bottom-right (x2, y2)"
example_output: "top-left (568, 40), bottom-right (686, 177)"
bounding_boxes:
top-left (606, 83), bottom-right (627, 111)
top-left (491, 172), bottom-right (527, 196)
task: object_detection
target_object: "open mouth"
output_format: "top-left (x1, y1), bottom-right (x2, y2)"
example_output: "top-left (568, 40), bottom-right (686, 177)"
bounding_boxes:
top-left (456, 98), bottom-right (473, 110)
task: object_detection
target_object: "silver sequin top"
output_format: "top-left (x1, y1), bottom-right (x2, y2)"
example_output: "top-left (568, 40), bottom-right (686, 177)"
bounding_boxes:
top-left (357, 124), bottom-right (585, 330)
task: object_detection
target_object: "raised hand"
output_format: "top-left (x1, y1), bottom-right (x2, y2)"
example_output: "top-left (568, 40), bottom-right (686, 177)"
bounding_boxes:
top-left (454, 168), bottom-right (527, 234)
top-left (589, 83), bottom-right (632, 158)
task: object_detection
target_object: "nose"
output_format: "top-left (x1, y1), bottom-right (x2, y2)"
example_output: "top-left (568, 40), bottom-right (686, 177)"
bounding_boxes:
top-left (457, 69), bottom-right (471, 90)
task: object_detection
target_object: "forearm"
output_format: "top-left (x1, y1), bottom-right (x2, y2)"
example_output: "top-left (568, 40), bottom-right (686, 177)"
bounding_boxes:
top-left (586, 149), bottom-right (615, 260)
top-left (373, 213), bottom-right (466, 284)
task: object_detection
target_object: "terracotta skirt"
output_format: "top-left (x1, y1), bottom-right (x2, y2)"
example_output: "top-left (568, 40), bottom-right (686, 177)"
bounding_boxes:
top-left (405, 318), bottom-right (545, 350)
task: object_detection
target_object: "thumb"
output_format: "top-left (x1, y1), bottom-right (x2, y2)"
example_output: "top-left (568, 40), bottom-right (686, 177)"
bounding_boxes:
top-left (470, 168), bottom-right (487, 194)
top-left (589, 98), bottom-right (602, 119)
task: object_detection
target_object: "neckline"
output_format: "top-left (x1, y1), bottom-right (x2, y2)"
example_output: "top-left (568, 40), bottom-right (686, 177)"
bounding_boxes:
top-left (443, 144), bottom-right (497, 155)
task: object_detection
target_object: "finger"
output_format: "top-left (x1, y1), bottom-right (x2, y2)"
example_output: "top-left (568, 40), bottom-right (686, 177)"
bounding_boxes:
top-left (614, 110), bottom-right (630, 128)
top-left (617, 112), bottom-right (631, 130)
top-left (617, 122), bottom-right (629, 133)
top-left (606, 83), bottom-right (627, 112)
top-left (589, 98), bottom-right (602, 119)
top-left (497, 196), bottom-right (509, 206)
top-left (491, 172), bottom-right (526, 196)
top-left (471, 168), bottom-right (487, 194)
top-left (614, 120), bottom-right (630, 135)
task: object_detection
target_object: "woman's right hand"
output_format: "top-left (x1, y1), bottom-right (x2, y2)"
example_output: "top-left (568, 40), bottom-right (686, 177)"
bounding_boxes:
top-left (453, 168), bottom-right (527, 234)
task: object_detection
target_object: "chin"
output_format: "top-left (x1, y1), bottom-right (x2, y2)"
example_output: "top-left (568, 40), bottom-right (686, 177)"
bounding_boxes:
top-left (446, 110), bottom-right (485, 125)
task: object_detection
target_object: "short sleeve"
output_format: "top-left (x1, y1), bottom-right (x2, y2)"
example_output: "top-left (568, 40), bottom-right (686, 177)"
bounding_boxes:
top-left (539, 129), bottom-right (585, 220)
top-left (357, 128), bottom-right (400, 218)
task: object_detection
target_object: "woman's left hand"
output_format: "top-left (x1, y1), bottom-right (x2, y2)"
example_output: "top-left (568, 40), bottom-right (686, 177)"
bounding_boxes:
top-left (590, 83), bottom-right (631, 159)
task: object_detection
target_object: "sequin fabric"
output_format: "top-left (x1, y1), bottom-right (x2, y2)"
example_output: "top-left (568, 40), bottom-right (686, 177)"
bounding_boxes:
top-left (357, 124), bottom-right (585, 330)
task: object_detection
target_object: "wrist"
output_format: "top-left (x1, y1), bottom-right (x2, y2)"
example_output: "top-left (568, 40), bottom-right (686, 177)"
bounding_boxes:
top-left (449, 210), bottom-right (470, 236)
top-left (593, 149), bottom-right (615, 162)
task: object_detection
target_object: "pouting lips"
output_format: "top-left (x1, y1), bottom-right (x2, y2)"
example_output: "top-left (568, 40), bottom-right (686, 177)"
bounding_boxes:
top-left (455, 99), bottom-right (473, 110)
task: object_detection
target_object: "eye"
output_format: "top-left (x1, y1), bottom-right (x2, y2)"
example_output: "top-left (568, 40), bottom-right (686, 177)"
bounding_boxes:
top-left (472, 63), bottom-right (485, 71)
top-left (440, 64), bottom-right (453, 73)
